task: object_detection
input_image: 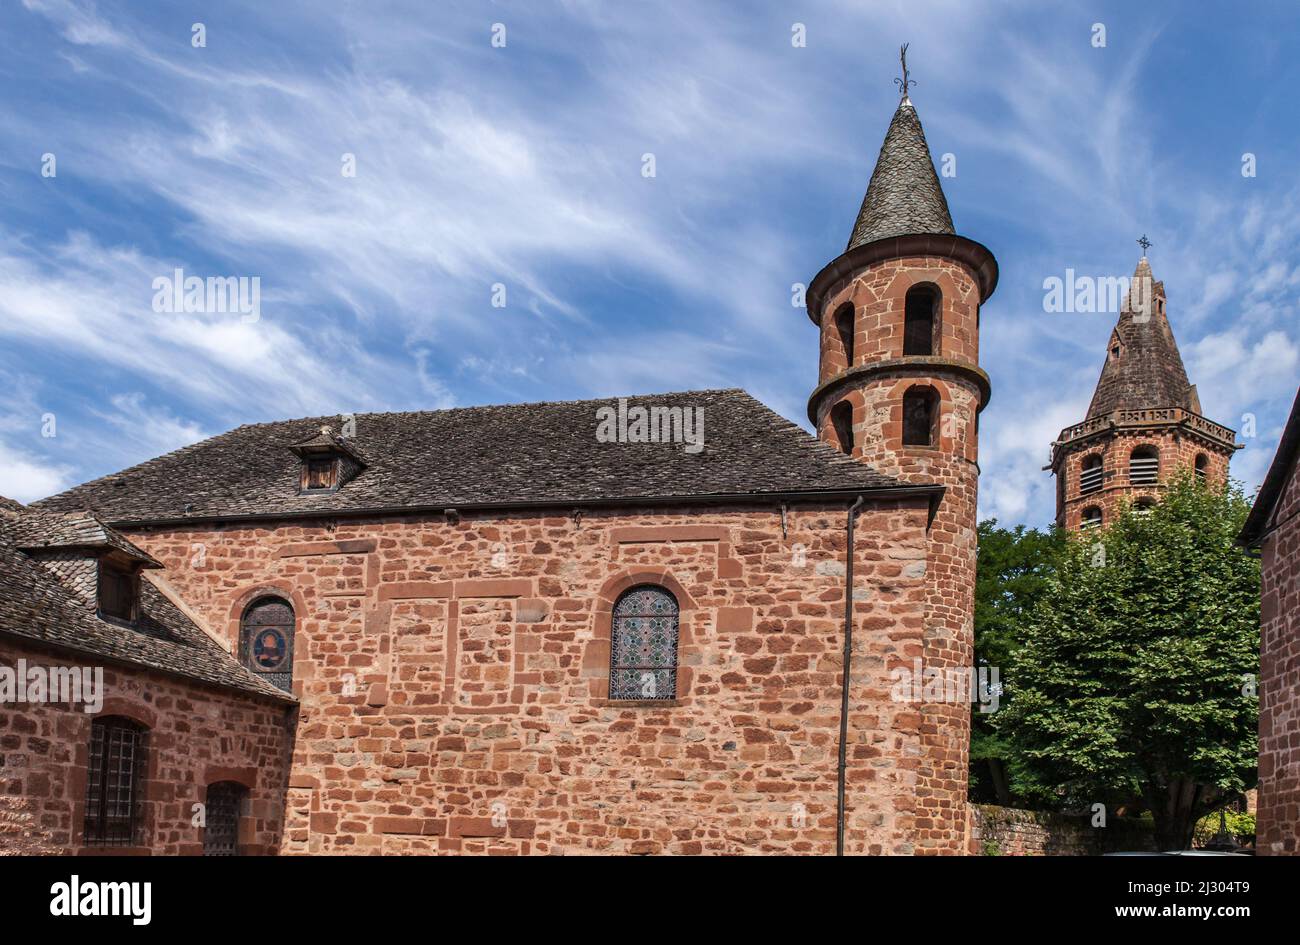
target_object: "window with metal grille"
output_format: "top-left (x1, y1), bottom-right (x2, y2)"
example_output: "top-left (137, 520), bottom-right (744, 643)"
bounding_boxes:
top-left (203, 782), bottom-right (247, 856)
top-left (1129, 446), bottom-right (1159, 485)
top-left (240, 597), bottom-right (295, 692)
top-left (98, 561), bottom-right (136, 622)
top-left (902, 386), bottom-right (938, 446)
top-left (831, 400), bottom-right (854, 455)
top-left (903, 285), bottom-right (940, 356)
top-left (84, 717), bottom-right (147, 847)
top-left (1080, 507), bottom-right (1103, 530)
top-left (609, 585), bottom-right (678, 701)
top-left (1194, 453), bottom-right (1209, 482)
top-left (834, 302), bottom-right (855, 368)
top-left (1079, 455), bottom-right (1104, 495)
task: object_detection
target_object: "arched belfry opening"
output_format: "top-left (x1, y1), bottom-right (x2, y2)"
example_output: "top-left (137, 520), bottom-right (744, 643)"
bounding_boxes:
top-left (903, 284), bottom-right (940, 356)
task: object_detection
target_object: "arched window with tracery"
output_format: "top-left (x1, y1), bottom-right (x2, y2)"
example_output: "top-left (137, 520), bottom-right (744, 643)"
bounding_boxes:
top-left (240, 597), bottom-right (295, 692)
top-left (609, 585), bottom-right (679, 701)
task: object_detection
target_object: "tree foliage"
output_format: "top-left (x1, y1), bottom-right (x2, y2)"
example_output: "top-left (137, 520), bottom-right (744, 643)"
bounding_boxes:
top-left (994, 474), bottom-right (1260, 849)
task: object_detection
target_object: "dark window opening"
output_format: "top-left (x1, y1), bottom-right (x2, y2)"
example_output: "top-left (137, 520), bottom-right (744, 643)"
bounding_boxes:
top-left (902, 386), bottom-right (938, 446)
top-left (1194, 453), bottom-right (1209, 482)
top-left (1135, 498), bottom-right (1156, 516)
top-left (240, 597), bottom-right (295, 692)
top-left (903, 285), bottom-right (940, 356)
top-left (98, 561), bottom-right (137, 622)
top-left (204, 781), bottom-right (247, 856)
top-left (1080, 507), bottom-right (1103, 530)
top-left (84, 717), bottom-right (147, 847)
top-left (303, 457), bottom-right (338, 492)
top-left (833, 303), bottom-right (855, 368)
top-left (830, 401), bottom-right (854, 455)
top-left (609, 585), bottom-right (679, 701)
top-left (1080, 455), bottom-right (1104, 495)
top-left (1130, 446), bottom-right (1159, 485)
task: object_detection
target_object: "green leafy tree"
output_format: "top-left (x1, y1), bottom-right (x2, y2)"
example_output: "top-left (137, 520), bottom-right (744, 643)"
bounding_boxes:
top-left (971, 520), bottom-right (1066, 806)
top-left (995, 474), bottom-right (1259, 849)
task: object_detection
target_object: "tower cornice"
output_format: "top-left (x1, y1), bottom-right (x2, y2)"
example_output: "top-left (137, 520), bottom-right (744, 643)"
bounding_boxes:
top-left (1048, 406), bottom-right (1241, 471)
top-left (807, 356), bottom-right (992, 426)
top-left (805, 233), bottom-right (998, 326)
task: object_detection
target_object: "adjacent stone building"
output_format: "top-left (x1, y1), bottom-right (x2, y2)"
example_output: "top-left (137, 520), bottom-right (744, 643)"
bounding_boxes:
top-left (3, 88), bottom-right (997, 855)
top-left (1239, 386), bottom-right (1300, 856)
top-left (1048, 257), bottom-right (1240, 530)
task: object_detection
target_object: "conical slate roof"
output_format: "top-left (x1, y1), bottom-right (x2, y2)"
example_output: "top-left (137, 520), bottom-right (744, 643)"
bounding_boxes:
top-left (1085, 257), bottom-right (1199, 419)
top-left (846, 101), bottom-right (955, 250)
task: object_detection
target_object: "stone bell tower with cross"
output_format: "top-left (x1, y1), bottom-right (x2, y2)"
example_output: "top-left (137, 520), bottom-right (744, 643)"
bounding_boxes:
top-left (1048, 239), bottom-right (1241, 530)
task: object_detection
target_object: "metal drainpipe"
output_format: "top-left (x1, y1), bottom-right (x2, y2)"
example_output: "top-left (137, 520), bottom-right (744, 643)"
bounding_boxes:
top-left (836, 494), bottom-right (866, 856)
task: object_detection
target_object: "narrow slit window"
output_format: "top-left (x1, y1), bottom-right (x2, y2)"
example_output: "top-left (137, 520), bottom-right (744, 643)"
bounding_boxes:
top-left (902, 386), bottom-right (938, 446)
top-left (834, 303), bottom-right (855, 368)
top-left (903, 285), bottom-right (940, 356)
top-left (831, 401), bottom-right (854, 455)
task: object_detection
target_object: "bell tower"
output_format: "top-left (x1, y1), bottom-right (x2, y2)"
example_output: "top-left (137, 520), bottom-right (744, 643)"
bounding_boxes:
top-left (804, 48), bottom-right (998, 854)
top-left (1049, 250), bottom-right (1240, 530)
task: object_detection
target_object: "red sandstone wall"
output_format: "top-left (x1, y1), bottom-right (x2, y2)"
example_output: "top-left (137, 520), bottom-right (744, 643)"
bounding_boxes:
top-left (123, 501), bottom-right (936, 855)
top-left (0, 638), bottom-right (293, 855)
top-left (1056, 430), bottom-right (1234, 529)
top-left (1257, 454), bottom-right (1300, 855)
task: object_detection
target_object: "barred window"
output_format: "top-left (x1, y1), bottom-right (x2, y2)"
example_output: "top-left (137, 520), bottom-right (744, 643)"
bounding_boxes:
top-left (84, 717), bottom-right (147, 847)
top-left (240, 597), bottom-right (295, 692)
top-left (610, 585), bottom-right (679, 701)
top-left (204, 781), bottom-right (247, 856)
top-left (1080, 455), bottom-right (1104, 495)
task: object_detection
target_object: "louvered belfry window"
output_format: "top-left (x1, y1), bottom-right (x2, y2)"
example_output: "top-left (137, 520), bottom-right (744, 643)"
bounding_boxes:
top-left (1130, 446), bottom-right (1159, 486)
top-left (203, 782), bottom-right (246, 856)
top-left (1080, 455), bottom-right (1104, 495)
top-left (240, 597), bottom-right (295, 692)
top-left (84, 717), bottom-right (147, 847)
top-left (610, 585), bottom-right (679, 701)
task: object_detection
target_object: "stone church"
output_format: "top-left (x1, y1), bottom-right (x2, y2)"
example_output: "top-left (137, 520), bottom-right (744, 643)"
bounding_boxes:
top-left (4, 84), bottom-right (997, 856)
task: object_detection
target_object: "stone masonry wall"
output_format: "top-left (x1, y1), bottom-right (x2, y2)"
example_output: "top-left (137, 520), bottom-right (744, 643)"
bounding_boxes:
top-left (813, 253), bottom-right (986, 854)
top-left (0, 636), bottom-right (293, 855)
top-left (123, 499), bottom-right (939, 855)
top-left (1057, 429), bottom-right (1234, 530)
top-left (1257, 449), bottom-right (1300, 855)
top-left (970, 805), bottom-right (1157, 856)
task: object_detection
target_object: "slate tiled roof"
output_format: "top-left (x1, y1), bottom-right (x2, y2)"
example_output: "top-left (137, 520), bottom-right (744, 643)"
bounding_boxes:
top-left (847, 102), bottom-right (955, 251)
top-left (7, 509), bottom-right (163, 567)
top-left (0, 495), bottom-right (25, 515)
top-left (1086, 258), bottom-right (1198, 419)
top-left (36, 389), bottom-right (918, 525)
top-left (0, 513), bottom-right (293, 703)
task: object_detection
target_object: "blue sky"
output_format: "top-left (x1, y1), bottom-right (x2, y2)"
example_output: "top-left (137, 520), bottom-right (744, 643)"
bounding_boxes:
top-left (1, 0), bottom-right (1296, 527)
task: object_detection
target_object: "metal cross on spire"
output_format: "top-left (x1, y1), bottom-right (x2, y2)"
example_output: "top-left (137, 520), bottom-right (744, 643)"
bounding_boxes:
top-left (894, 43), bottom-right (915, 104)
top-left (1137, 234), bottom-right (1152, 256)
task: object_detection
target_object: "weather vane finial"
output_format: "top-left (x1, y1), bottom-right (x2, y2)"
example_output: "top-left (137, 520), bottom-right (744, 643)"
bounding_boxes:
top-left (894, 43), bottom-right (915, 104)
top-left (1137, 234), bottom-right (1152, 256)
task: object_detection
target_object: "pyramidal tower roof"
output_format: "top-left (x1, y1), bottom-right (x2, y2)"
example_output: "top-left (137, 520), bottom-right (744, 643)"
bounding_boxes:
top-left (1085, 255), bottom-right (1200, 419)
top-left (846, 97), bottom-right (955, 250)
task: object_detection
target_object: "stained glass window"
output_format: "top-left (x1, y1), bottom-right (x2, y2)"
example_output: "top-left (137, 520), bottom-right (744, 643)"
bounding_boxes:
top-left (240, 597), bottom-right (295, 692)
top-left (609, 585), bottom-right (679, 700)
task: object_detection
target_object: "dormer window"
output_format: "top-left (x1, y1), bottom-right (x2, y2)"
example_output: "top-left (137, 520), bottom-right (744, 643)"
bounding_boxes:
top-left (303, 457), bottom-right (338, 492)
top-left (98, 560), bottom-right (138, 622)
top-left (290, 425), bottom-right (366, 495)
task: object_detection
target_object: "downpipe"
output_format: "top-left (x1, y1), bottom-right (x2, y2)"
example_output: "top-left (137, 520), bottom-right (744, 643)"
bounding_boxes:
top-left (836, 494), bottom-right (866, 856)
